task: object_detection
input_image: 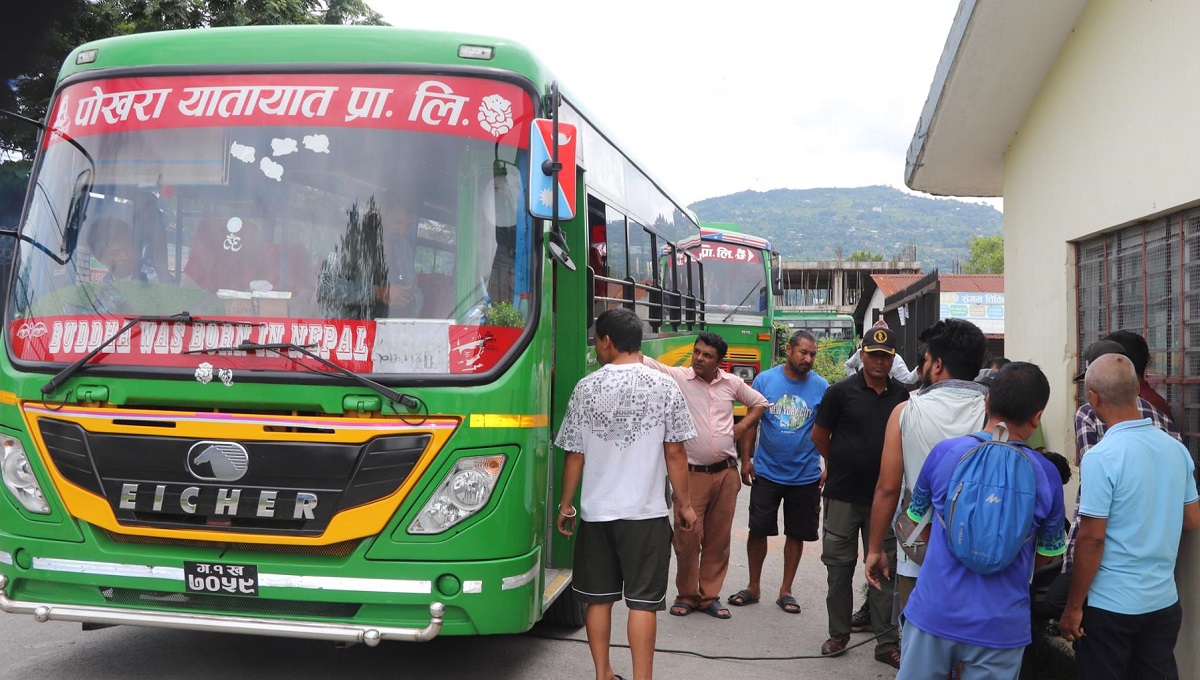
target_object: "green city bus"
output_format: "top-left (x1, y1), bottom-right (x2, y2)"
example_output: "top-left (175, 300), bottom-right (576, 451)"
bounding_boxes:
top-left (675, 223), bottom-right (778, 415)
top-left (773, 309), bottom-right (858, 366)
top-left (0, 25), bottom-right (706, 644)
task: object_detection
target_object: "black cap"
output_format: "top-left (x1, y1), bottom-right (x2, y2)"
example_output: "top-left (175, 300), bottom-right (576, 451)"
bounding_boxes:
top-left (1073, 340), bottom-right (1128, 382)
top-left (862, 327), bottom-right (896, 355)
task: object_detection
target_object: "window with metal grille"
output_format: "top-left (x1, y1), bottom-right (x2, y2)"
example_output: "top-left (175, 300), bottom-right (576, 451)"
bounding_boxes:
top-left (1075, 206), bottom-right (1200, 458)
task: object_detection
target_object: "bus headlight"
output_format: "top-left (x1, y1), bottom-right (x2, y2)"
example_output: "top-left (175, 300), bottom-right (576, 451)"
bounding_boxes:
top-left (730, 365), bottom-right (757, 383)
top-left (1, 438), bottom-right (50, 514)
top-left (408, 454), bottom-right (506, 534)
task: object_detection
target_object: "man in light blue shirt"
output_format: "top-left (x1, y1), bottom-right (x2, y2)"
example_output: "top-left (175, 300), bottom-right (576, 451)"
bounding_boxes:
top-left (1059, 353), bottom-right (1200, 679)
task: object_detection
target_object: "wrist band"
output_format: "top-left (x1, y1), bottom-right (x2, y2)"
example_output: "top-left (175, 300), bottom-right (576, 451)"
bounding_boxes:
top-left (559, 506), bottom-right (577, 518)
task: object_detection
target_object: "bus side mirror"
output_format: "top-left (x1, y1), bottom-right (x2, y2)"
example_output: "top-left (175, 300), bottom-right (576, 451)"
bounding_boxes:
top-left (770, 252), bottom-right (783, 296)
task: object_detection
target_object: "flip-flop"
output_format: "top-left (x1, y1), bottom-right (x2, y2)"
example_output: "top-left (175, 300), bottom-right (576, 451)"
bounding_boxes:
top-left (669, 601), bottom-right (694, 616)
top-left (727, 589), bottom-right (760, 606)
top-left (776, 595), bottom-right (801, 614)
top-left (701, 601), bottom-right (732, 619)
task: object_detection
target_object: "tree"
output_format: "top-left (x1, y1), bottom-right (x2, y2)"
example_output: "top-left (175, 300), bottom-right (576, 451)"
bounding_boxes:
top-left (848, 250), bottom-right (884, 262)
top-left (962, 235), bottom-right (1004, 274)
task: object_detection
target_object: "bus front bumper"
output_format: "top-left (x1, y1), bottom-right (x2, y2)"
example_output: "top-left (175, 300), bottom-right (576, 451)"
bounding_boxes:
top-left (0, 574), bottom-right (444, 645)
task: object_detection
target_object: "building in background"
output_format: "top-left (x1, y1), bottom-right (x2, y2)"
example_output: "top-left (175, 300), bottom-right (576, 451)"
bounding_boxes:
top-left (905, 0), bottom-right (1200, 673)
top-left (854, 272), bottom-right (1004, 372)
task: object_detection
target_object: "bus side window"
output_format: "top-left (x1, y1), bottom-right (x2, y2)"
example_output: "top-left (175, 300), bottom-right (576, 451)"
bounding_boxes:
top-left (660, 242), bottom-right (681, 329)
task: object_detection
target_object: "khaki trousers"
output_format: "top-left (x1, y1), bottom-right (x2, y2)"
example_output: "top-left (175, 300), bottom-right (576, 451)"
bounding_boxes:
top-left (672, 466), bottom-right (740, 609)
top-left (822, 497), bottom-right (899, 653)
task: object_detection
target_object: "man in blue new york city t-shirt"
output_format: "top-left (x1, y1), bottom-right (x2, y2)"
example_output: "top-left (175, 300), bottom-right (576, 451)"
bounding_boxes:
top-left (727, 330), bottom-right (828, 616)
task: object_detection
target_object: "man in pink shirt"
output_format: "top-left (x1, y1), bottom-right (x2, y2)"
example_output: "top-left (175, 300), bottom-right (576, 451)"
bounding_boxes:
top-left (645, 332), bottom-right (768, 619)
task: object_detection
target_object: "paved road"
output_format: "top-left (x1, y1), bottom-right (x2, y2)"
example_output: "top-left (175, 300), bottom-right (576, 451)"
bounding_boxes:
top-left (0, 487), bottom-right (898, 680)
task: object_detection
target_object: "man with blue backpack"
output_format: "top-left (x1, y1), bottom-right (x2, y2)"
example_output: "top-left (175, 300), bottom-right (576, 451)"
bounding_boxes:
top-left (895, 362), bottom-right (1067, 679)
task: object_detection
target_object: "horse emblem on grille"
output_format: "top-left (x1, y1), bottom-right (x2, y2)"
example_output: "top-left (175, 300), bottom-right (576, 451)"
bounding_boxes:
top-left (186, 441), bottom-right (249, 482)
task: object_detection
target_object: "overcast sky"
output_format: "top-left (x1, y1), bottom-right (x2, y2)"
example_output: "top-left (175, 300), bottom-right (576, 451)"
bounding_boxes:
top-left (369, 1), bottom-right (1000, 210)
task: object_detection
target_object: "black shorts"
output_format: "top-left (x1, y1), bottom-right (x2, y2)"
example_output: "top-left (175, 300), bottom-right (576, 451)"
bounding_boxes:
top-left (572, 517), bottom-right (672, 611)
top-left (748, 477), bottom-right (821, 541)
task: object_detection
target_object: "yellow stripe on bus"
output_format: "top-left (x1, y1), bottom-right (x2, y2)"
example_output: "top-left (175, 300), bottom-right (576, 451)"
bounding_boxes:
top-left (469, 414), bottom-right (549, 428)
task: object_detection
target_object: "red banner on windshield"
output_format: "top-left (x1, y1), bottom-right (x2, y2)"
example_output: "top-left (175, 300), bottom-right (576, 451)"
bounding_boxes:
top-left (10, 316), bottom-right (519, 376)
top-left (680, 244), bottom-right (759, 264)
top-left (45, 74), bottom-right (532, 148)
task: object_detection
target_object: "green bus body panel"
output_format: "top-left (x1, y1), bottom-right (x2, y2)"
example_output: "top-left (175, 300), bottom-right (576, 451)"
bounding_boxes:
top-left (0, 25), bottom-right (703, 639)
top-left (2, 528), bottom-right (543, 635)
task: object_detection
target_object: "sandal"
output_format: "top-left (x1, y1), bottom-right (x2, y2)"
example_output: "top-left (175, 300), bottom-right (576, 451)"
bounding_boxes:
top-left (669, 601), bottom-right (694, 616)
top-left (727, 589), bottom-right (760, 606)
top-left (700, 601), bottom-right (732, 619)
top-left (776, 594), bottom-right (801, 614)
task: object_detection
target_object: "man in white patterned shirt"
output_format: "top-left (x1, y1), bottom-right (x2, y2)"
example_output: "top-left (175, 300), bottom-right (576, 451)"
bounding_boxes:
top-left (556, 307), bottom-right (697, 680)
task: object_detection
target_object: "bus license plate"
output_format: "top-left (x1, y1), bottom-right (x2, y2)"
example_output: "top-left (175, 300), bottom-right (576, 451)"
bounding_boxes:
top-left (184, 561), bottom-right (259, 596)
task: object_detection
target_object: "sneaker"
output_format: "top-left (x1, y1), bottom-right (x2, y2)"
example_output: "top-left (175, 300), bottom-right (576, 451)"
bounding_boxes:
top-left (850, 601), bottom-right (871, 632)
top-left (821, 635), bottom-right (850, 656)
top-left (875, 647), bottom-right (901, 669)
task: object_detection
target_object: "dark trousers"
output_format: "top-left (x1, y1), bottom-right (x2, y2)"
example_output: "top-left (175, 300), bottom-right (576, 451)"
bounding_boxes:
top-left (1075, 601), bottom-right (1182, 680)
top-left (821, 498), bottom-right (899, 654)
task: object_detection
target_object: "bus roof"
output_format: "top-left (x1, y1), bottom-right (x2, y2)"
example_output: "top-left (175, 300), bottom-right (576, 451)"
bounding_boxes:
top-left (60, 25), bottom-right (554, 85)
top-left (697, 225), bottom-right (770, 251)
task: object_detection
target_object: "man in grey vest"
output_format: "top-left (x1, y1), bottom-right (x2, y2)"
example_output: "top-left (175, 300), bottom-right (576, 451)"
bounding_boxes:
top-left (864, 319), bottom-right (988, 624)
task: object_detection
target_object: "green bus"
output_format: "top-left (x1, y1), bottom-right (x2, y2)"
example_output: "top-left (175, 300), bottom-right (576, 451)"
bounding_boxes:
top-left (0, 25), bottom-right (706, 644)
top-left (675, 223), bottom-right (778, 414)
top-left (773, 310), bottom-right (858, 366)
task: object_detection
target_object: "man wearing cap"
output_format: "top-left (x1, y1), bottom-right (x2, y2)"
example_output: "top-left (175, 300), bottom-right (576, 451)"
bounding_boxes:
top-left (1043, 339), bottom-right (1181, 619)
top-left (844, 320), bottom-right (920, 385)
top-left (813, 325), bottom-right (908, 666)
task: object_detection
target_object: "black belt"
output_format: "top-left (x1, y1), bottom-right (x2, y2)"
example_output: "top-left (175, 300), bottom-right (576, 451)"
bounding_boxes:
top-left (688, 458), bottom-right (737, 474)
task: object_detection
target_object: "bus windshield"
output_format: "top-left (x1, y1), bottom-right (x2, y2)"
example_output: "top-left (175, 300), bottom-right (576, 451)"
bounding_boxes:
top-left (7, 72), bottom-right (536, 376)
top-left (685, 243), bottom-right (768, 317)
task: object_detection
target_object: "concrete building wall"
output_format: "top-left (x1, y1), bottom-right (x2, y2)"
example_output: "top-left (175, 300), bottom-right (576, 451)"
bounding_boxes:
top-left (1005, 0), bottom-right (1200, 453)
top-left (1002, 0), bottom-right (1200, 671)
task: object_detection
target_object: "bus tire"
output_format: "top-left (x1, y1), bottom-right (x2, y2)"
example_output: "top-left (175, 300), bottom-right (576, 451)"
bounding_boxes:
top-left (543, 585), bottom-right (586, 628)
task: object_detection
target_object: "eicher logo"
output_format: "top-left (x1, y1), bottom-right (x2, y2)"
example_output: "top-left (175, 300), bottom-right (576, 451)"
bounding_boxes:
top-left (187, 441), bottom-right (249, 482)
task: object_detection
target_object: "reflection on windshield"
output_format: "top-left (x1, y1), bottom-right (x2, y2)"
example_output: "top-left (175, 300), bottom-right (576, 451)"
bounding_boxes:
top-left (7, 73), bottom-right (535, 376)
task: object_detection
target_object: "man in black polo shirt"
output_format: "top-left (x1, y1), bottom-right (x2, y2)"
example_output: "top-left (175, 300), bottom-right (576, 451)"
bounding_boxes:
top-left (812, 325), bottom-right (908, 669)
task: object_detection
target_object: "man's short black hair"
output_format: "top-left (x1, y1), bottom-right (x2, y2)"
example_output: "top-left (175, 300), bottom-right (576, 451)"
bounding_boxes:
top-left (788, 329), bottom-right (817, 347)
top-left (595, 307), bottom-right (643, 353)
top-left (1038, 450), bottom-right (1071, 486)
top-left (917, 318), bottom-right (987, 381)
top-left (1103, 330), bottom-right (1150, 378)
top-left (987, 361), bottom-right (1050, 425)
top-left (986, 357), bottom-right (1011, 370)
top-left (695, 332), bottom-right (728, 360)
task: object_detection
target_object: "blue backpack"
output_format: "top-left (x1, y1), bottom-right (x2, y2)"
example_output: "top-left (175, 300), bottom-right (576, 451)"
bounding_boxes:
top-left (938, 424), bottom-right (1040, 575)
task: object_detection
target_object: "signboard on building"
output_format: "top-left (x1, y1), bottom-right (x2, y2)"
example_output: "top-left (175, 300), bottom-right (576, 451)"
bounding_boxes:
top-left (940, 291), bottom-right (1004, 335)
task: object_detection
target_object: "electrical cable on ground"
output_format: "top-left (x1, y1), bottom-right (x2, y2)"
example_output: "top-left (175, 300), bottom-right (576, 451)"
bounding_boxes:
top-left (530, 624), bottom-right (899, 661)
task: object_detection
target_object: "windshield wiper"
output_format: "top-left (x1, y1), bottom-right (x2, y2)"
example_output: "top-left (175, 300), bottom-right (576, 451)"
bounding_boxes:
top-left (721, 282), bottom-right (765, 323)
top-left (184, 340), bottom-right (419, 410)
top-left (41, 311), bottom-right (207, 395)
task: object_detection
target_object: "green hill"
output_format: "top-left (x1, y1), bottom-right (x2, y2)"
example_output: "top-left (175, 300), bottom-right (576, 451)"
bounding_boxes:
top-left (688, 186), bottom-right (1003, 271)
